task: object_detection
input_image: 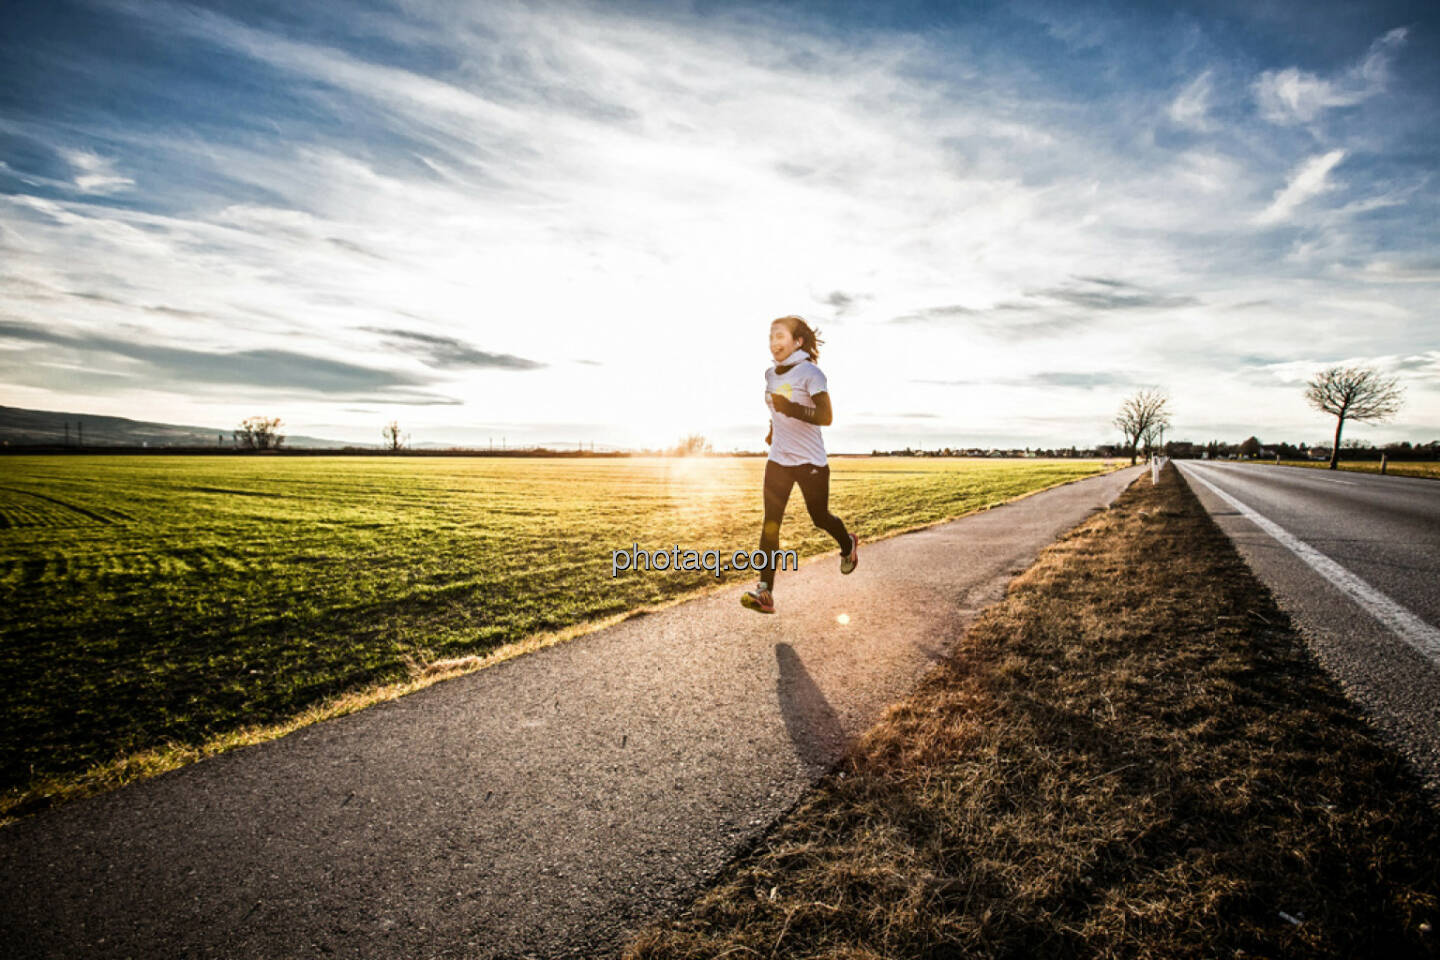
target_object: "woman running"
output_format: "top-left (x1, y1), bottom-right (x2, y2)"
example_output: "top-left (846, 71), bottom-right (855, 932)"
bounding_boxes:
top-left (741, 315), bottom-right (859, 614)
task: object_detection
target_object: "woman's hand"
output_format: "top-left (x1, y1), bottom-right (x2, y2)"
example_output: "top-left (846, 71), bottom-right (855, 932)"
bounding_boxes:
top-left (769, 392), bottom-right (793, 416)
top-left (771, 391), bottom-right (832, 426)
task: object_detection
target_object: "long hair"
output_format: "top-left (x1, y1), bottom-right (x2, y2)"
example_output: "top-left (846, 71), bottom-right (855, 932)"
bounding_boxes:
top-left (771, 315), bottom-right (825, 364)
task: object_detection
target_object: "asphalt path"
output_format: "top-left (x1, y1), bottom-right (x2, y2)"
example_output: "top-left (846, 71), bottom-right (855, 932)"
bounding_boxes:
top-left (0, 466), bottom-right (1141, 960)
top-left (1178, 460), bottom-right (1440, 797)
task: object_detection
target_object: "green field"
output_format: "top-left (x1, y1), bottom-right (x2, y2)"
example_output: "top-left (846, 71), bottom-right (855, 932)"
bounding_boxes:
top-left (1259, 460), bottom-right (1440, 479)
top-left (0, 455), bottom-right (1116, 816)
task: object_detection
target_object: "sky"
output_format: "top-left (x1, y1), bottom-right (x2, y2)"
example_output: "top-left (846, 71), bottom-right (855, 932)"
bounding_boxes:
top-left (1, 0), bottom-right (1437, 451)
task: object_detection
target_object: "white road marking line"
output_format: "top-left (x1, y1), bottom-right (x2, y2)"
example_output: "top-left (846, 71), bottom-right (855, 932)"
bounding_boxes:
top-left (1183, 464), bottom-right (1440, 663)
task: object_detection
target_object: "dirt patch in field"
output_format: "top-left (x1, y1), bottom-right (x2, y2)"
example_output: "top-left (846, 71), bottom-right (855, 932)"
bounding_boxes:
top-left (625, 464), bottom-right (1440, 958)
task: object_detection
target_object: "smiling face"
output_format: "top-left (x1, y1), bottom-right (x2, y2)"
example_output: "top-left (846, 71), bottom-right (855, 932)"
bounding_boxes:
top-left (769, 320), bottom-right (803, 363)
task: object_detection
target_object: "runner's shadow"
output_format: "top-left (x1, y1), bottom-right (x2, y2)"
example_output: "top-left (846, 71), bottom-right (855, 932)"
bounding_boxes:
top-left (775, 643), bottom-right (848, 772)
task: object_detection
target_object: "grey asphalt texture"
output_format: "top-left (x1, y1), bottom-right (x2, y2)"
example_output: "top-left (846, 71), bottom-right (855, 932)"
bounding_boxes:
top-left (1178, 461), bottom-right (1440, 798)
top-left (0, 466), bottom-right (1141, 960)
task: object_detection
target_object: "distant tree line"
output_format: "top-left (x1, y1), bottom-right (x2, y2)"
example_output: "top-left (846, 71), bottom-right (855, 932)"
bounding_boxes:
top-left (1164, 438), bottom-right (1440, 461)
top-left (872, 446), bottom-right (1120, 458)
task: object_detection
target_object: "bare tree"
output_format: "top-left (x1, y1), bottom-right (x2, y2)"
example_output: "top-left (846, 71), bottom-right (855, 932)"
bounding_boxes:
top-left (1141, 421), bottom-right (1166, 460)
top-left (670, 433), bottom-right (712, 456)
top-left (1113, 389), bottom-right (1171, 465)
top-left (1304, 366), bottom-right (1403, 469)
top-left (233, 416), bottom-right (285, 450)
top-left (382, 420), bottom-right (408, 451)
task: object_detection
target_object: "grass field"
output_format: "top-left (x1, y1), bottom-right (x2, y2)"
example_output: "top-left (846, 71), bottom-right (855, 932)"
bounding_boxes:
top-left (0, 454), bottom-right (1116, 819)
top-left (1259, 459), bottom-right (1440, 479)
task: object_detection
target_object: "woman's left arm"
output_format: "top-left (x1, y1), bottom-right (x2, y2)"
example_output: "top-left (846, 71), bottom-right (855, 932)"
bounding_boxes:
top-left (810, 391), bottom-right (833, 426)
top-left (771, 391), bottom-right (833, 426)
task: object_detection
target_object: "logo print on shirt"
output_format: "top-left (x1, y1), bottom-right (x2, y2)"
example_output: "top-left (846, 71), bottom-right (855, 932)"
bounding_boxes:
top-left (776, 383), bottom-right (793, 400)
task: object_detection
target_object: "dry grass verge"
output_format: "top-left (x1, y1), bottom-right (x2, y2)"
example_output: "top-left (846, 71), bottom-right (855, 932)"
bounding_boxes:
top-left (625, 464), bottom-right (1440, 959)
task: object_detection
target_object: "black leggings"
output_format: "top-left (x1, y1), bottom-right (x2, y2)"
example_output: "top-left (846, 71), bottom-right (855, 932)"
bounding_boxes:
top-left (756, 459), bottom-right (851, 588)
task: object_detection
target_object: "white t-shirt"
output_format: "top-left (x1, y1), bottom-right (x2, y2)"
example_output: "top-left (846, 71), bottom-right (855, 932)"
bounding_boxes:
top-left (765, 356), bottom-right (829, 467)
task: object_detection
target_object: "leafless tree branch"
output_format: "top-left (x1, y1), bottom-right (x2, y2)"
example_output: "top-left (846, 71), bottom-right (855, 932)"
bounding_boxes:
top-left (233, 416), bottom-right (285, 451)
top-left (1304, 366), bottom-right (1403, 469)
top-left (1113, 389), bottom-right (1171, 465)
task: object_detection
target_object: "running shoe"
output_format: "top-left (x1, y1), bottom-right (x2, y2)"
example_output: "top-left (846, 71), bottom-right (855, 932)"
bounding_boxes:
top-left (741, 583), bottom-right (775, 614)
top-left (840, 533), bottom-right (859, 574)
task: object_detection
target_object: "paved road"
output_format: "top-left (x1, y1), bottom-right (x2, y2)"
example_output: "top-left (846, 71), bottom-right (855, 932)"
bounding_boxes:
top-left (0, 467), bottom-right (1142, 960)
top-left (1178, 461), bottom-right (1440, 797)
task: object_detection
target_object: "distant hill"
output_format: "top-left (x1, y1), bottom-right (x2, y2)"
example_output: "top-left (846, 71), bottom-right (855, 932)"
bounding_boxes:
top-left (0, 405), bottom-right (373, 449)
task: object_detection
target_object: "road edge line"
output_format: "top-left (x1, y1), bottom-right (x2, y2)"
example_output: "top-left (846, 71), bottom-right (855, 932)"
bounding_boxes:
top-left (1180, 463), bottom-right (1440, 661)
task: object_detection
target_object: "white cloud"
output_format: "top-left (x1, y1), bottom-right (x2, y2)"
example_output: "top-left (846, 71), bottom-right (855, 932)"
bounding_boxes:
top-left (1011, 0), bottom-right (1110, 51)
top-left (1168, 70), bottom-right (1214, 130)
top-left (215, 204), bottom-right (324, 235)
top-left (1254, 68), bottom-right (1359, 124)
top-left (1172, 149), bottom-right (1240, 194)
top-left (1358, 258), bottom-right (1440, 284)
top-left (1355, 25), bottom-right (1410, 85)
top-left (1260, 351), bottom-right (1437, 387)
top-left (63, 149), bottom-right (134, 194)
top-left (1254, 149), bottom-right (1345, 225)
top-left (1253, 26), bottom-right (1408, 124)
